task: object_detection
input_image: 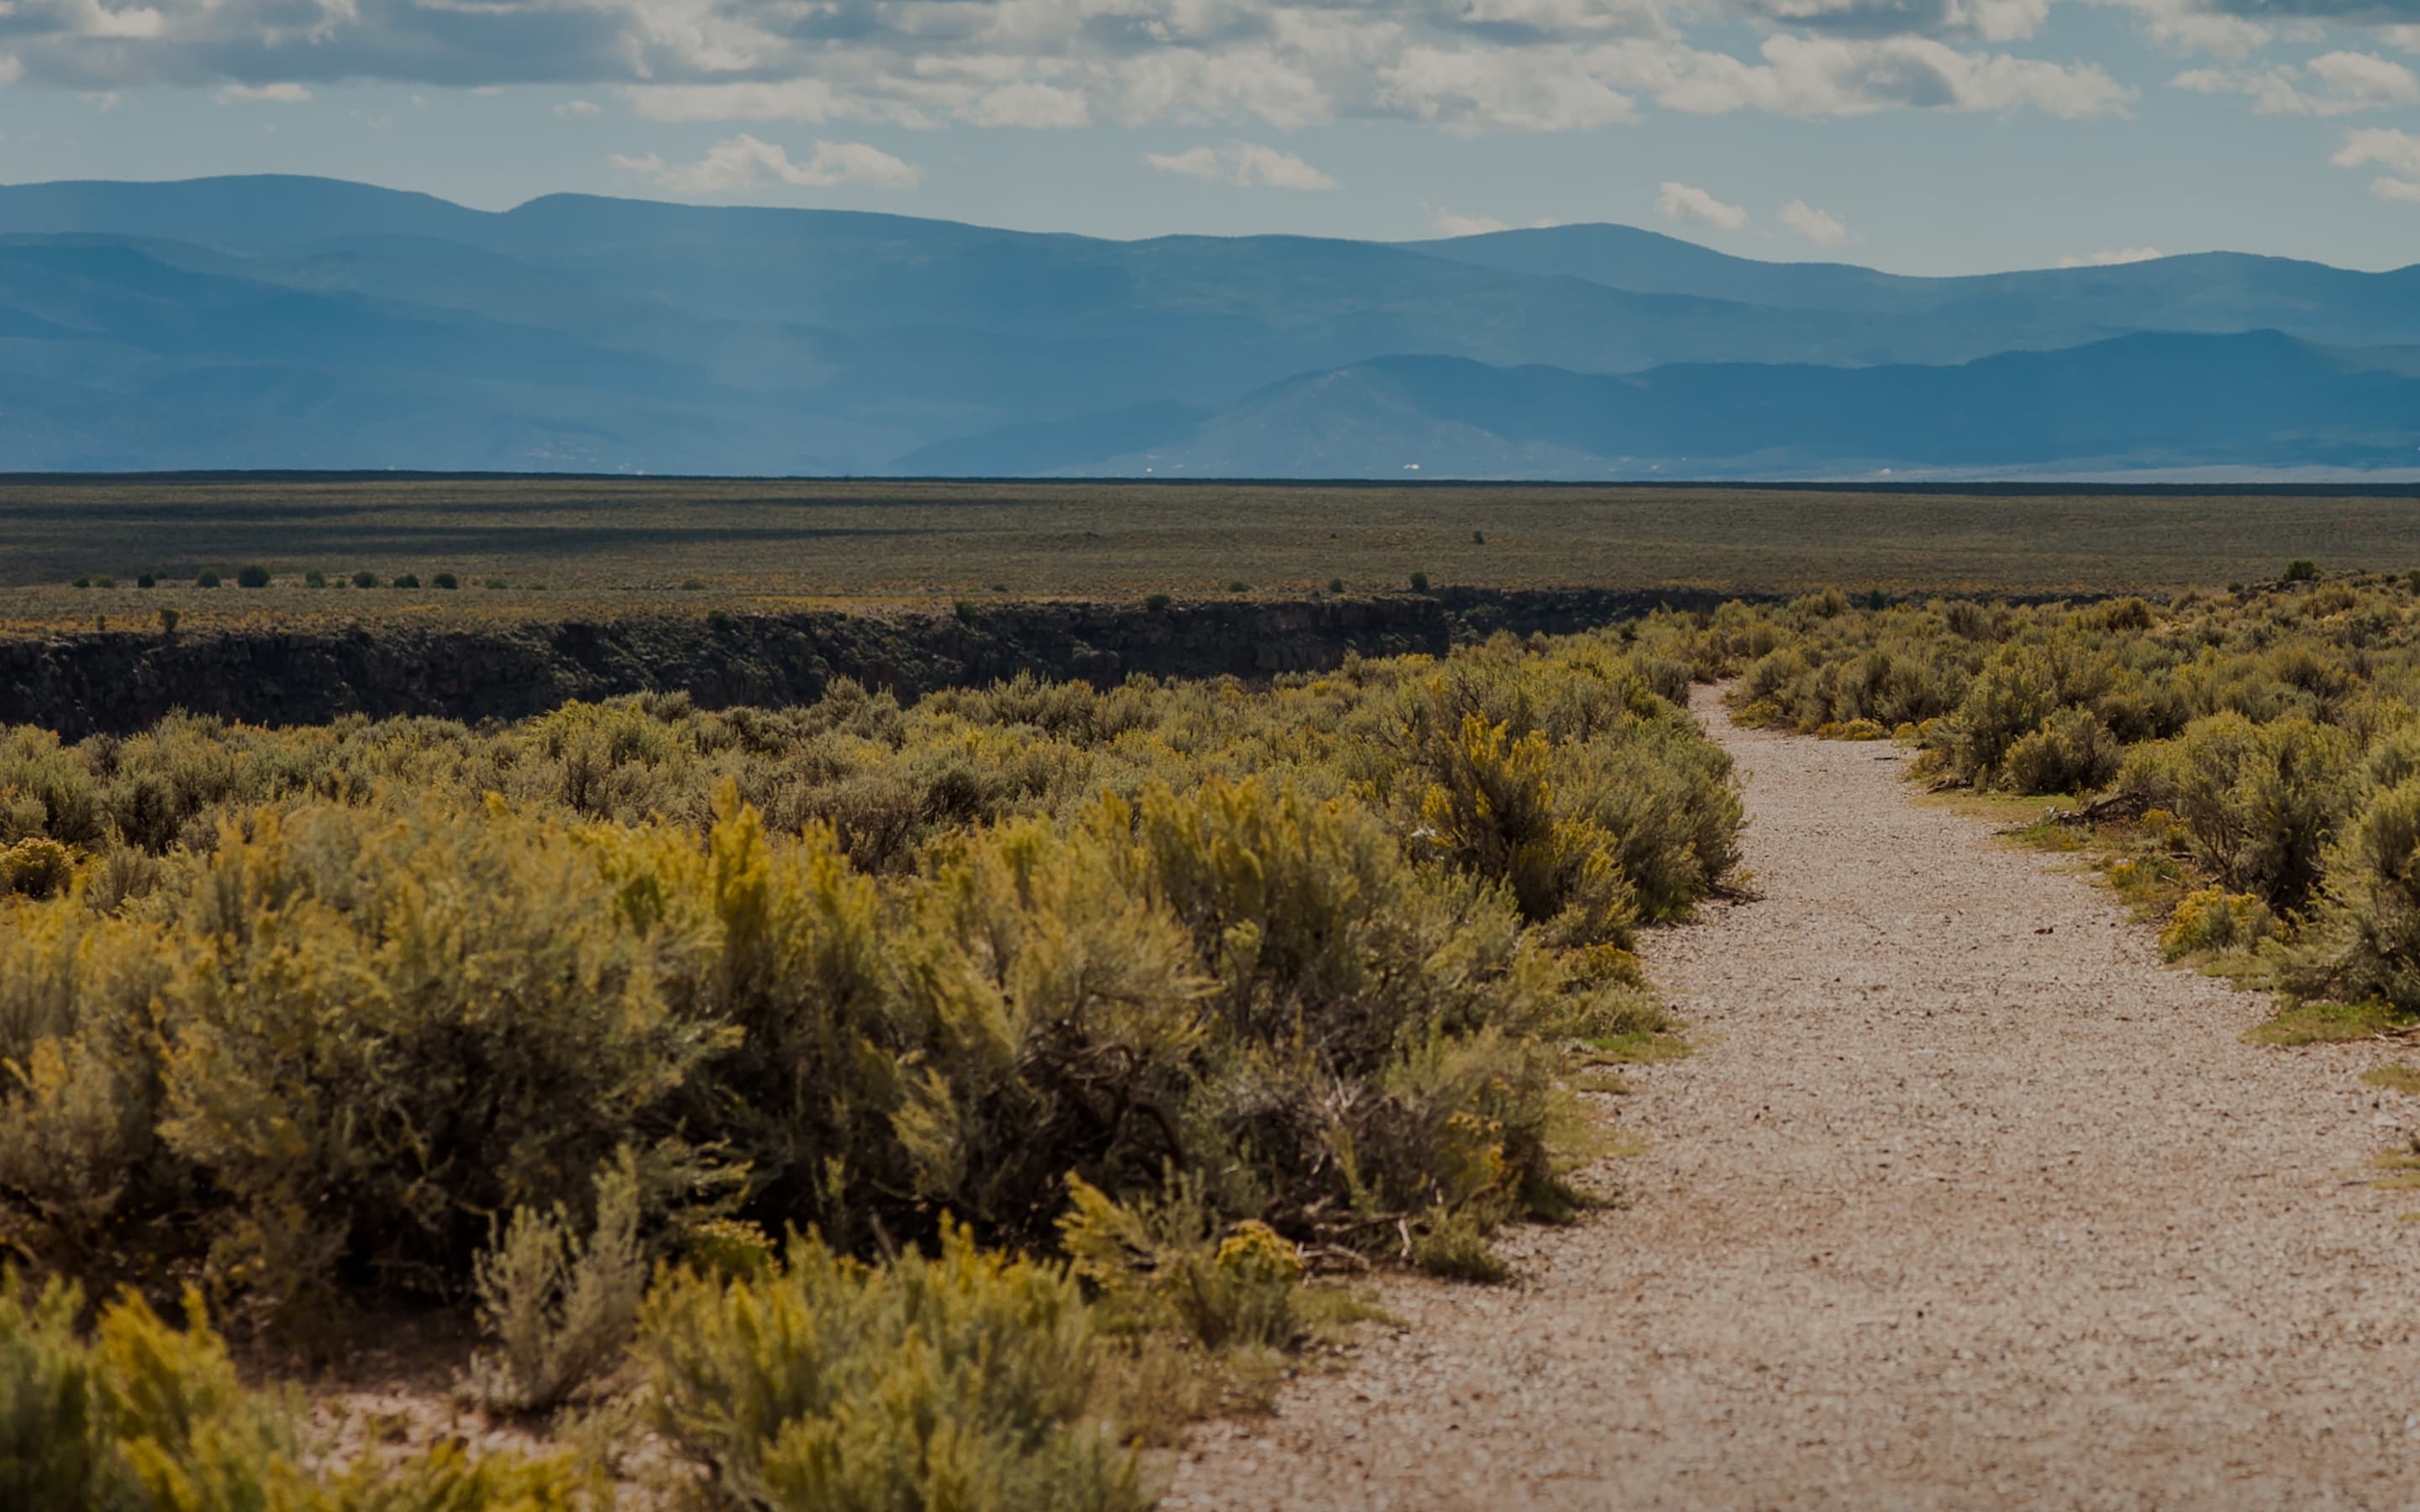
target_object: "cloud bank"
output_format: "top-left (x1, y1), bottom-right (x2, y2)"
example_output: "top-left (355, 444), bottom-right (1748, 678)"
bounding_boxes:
top-left (610, 134), bottom-right (922, 192)
top-left (0, 0), bottom-right (2145, 135)
top-left (1144, 141), bottom-right (1336, 188)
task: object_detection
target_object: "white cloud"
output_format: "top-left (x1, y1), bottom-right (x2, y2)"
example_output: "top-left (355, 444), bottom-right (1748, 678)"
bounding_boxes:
top-left (2333, 125), bottom-right (2420, 175)
top-left (57, 0), bottom-right (165, 41)
top-left (1659, 181), bottom-right (1754, 231)
top-left (1144, 140), bottom-right (1335, 189)
top-left (2334, 126), bottom-right (2420, 201)
top-left (1428, 206), bottom-right (1511, 235)
top-left (213, 81), bottom-right (309, 104)
top-left (0, 0), bottom-right (2144, 136)
top-left (2175, 51), bottom-right (2420, 114)
top-left (1604, 34), bottom-right (2132, 120)
top-left (1778, 197), bottom-right (1852, 245)
top-left (2123, 0), bottom-right (2270, 60)
top-left (554, 98), bottom-right (602, 117)
top-left (2057, 245), bottom-right (2164, 265)
top-left (964, 82), bottom-right (1092, 129)
top-left (611, 134), bottom-right (923, 194)
top-left (0, 55), bottom-right (19, 87)
top-left (2386, 24), bottom-right (2420, 53)
top-left (82, 90), bottom-right (120, 110)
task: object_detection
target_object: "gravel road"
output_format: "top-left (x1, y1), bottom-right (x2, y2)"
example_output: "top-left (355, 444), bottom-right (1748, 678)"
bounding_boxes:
top-left (1165, 687), bottom-right (2420, 1510)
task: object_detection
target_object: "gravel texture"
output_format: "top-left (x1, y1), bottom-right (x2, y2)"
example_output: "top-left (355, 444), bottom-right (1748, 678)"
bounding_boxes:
top-left (1165, 688), bottom-right (2420, 1510)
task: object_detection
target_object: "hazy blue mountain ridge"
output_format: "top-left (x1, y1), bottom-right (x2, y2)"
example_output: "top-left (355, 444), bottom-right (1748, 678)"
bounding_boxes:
top-left (0, 174), bottom-right (2412, 476)
top-left (907, 333), bottom-right (2420, 477)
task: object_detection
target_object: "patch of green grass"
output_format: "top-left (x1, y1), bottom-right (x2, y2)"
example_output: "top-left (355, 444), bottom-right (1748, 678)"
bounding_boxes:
top-left (2371, 1143), bottom-right (2420, 1190)
top-left (2248, 999), bottom-right (2412, 1047)
top-left (2363, 1064), bottom-right (2420, 1095)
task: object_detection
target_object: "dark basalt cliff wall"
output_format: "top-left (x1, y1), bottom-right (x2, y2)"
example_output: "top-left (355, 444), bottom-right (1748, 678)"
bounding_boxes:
top-left (0, 588), bottom-right (1733, 738)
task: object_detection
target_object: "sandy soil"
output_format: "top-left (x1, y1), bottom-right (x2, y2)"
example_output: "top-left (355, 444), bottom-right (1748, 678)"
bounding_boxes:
top-left (1165, 686), bottom-right (2420, 1510)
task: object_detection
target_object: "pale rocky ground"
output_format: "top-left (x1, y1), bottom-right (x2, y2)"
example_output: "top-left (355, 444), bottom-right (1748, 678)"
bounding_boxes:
top-left (1165, 686), bottom-right (2420, 1510)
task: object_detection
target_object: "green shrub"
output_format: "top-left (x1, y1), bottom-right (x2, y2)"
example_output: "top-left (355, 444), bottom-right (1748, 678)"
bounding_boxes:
top-left (464, 1151), bottom-right (649, 1414)
top-left (303, 570), bottom-right (328, 588)
top-left (0, 1276), bottom-right (581, 1509)
top-left (1999, 706), bottom-right (2122, 795)
top-left (1409, 571), bottom-right (1429, 592)
top-left (637, 1224), bottom-right (1144, 1512)
top-left (152, 801), bottom-right (736, 1318)
top-left (392, 572), bottom-right (421, 589)
top-left (2160, 887), bottom-right (2277, 961)
top-left (194, 570), bottom-right (220, 589)
top-left (351, 570), bottom-right (380, 588)
top-left (235, 564), bottom-right (271, 588)
top-left (2139, 715), bottom-right (2357, 911)
top-left (1144, 592), bottom-right (1172, 612)
top-left (0, 837), bottom-right (74, 899)
top-left (434, 571), bottom-right (460, 590)
top-left (2285, 559), bottom-right (2320, 582)
top-left (2287, 780), bottom-right (2420, 1010)
top-left (135, 575), bottom-right (155, 590)
top-left (1060, 1177), bottom-right (1302, 1351)
top-left (156, 608), bottom-right (177, 633)
top-left (1327, 577), bottom-right (1344, 594)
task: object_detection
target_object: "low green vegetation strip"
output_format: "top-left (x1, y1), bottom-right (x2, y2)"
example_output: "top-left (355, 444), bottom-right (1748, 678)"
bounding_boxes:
top-left (1704, 574), bottom-right (2420, 1038)
top-left (7, 476), bottom-right (2418, 602)
top-left (0, 629), bottom-right (1739, 1506)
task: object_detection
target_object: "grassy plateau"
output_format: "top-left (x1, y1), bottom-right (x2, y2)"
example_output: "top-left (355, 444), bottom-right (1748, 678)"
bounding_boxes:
top-left (3, 477), bottom-right (2419, 637)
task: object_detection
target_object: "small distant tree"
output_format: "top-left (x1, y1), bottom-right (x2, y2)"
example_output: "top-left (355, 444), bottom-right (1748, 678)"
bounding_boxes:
top-left (70, 578), bottom-right (89, 590)
top-left (433, 572), bottom-right (460, 590)
top-left (159, 607), bottom-right (179, 633)
top-left (2284, 559), bottom-right (2320, 582)
top-left (93, 575), bottom-right (116, 589)
top-left (353, 570), bottom-right (380, 589)
top-left (1228, 580), bottom-right (1249, 594)
top-left (1471, 530), bottom-right (1486, 544)
top-left (304, 570), bottom-right (328, 588)
top-left (137, 574), bottom-right (155, 589)
top-left (1409, 571), bottom-right (1429, 592)
top-left (392, 573), bottom-right (421, 589)
top-left (236, 563), bottom-right (271, 588)
top-left (1145, 592), bottom-right (1172, 612)
top-left (195, 570), bottom-right (221, 589)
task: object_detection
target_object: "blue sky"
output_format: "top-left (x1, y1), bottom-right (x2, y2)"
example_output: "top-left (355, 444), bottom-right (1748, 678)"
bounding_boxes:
top-left (1, 0), bottom-right (2415, 273)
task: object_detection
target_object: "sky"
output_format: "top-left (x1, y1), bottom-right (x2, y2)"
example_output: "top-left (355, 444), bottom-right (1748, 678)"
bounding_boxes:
top-left (0, 0), bottom-right (2416, 273)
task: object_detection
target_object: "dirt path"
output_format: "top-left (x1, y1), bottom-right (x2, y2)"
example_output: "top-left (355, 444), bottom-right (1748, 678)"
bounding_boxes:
top-left (1166, 687), bottom-right (2420, 1510)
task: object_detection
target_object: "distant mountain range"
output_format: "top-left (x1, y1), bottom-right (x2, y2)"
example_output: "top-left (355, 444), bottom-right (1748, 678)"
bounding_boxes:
top-left (0, 175), bottom-right (2414, 478)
